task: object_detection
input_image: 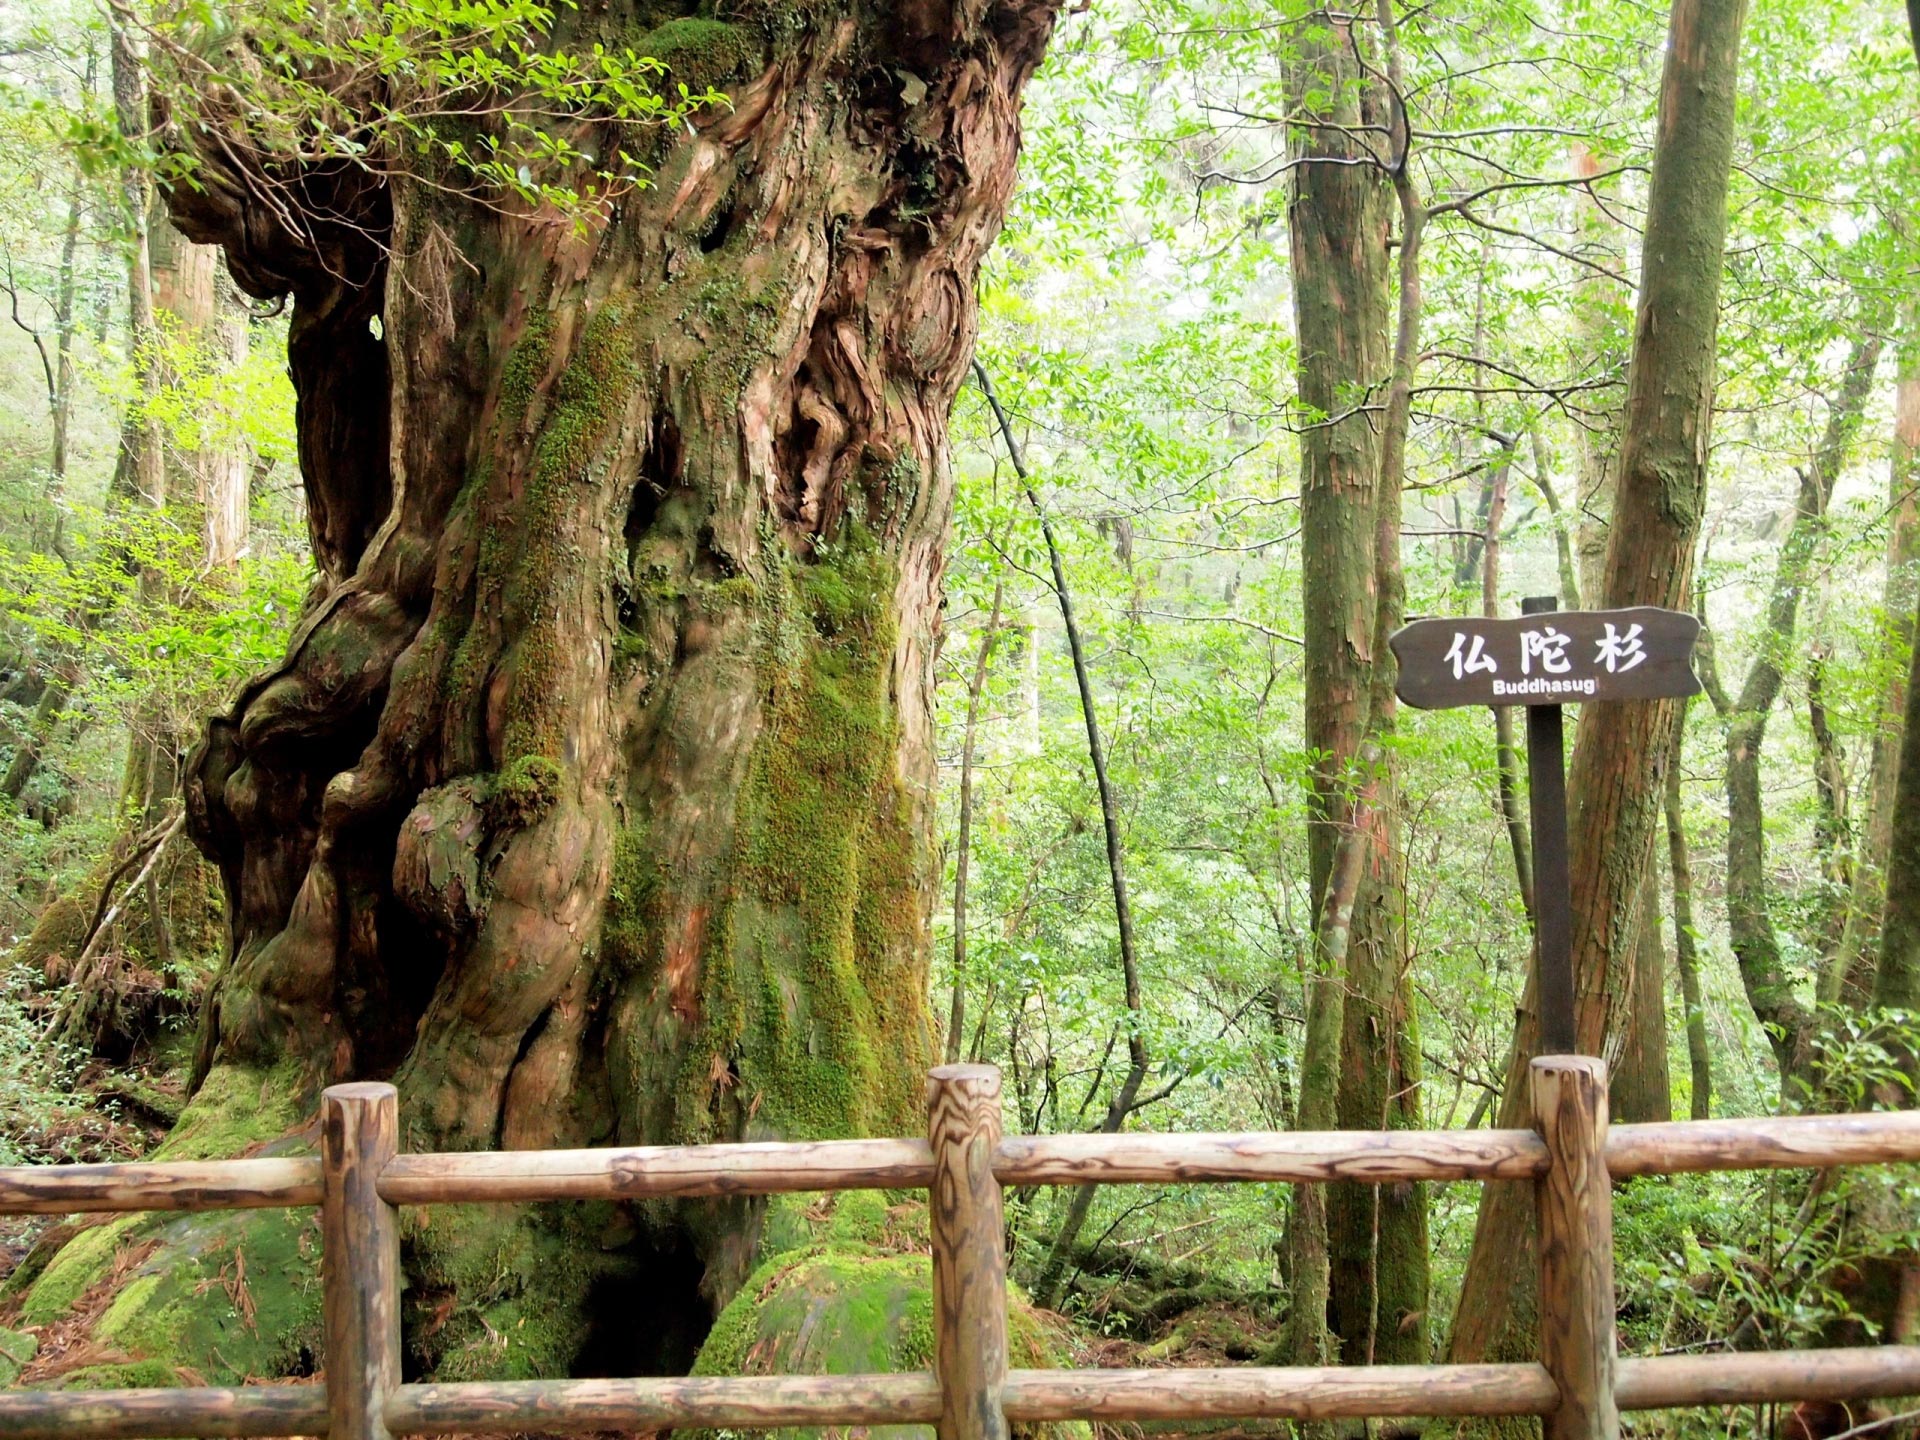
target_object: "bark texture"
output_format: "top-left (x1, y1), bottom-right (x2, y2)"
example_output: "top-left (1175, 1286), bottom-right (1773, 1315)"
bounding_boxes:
top-left (97, 0), bottom-right (1058, 1379)
top-left (1283, 10), bottom-right (1393, 1371)
top-left (1283, 6), bottom-right (1427, 1374)
top-left (1447, 0), bottom-right (1748, 1376)
top-left (1665, 718), bottom-right (1712, 1120)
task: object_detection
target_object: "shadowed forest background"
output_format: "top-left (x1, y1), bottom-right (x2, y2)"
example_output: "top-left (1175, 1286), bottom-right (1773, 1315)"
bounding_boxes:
top-left (0, 0), bottom-right (1917, 1432)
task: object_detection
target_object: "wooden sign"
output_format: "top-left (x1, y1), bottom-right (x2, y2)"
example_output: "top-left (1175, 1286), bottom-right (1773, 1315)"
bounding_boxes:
top-left (1391, 599), bottom-right (1702, 1059)
top-left (1388, 606), bottom-right (1701, 711)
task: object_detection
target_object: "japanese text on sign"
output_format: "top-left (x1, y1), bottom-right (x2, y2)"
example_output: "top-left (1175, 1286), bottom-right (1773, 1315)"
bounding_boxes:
top-left (1389, 607), bottom-right (1701, 711)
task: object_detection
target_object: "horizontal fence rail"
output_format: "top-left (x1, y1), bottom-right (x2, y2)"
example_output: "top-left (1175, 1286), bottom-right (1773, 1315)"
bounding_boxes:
top-left (9, 1110), bottom-right (1920, 1214)
top-left (0, 1061), bottom-right (1917, 1440)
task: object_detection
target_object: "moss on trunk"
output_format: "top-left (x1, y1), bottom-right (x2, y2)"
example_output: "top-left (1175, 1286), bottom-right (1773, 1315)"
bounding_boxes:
top-left (18, 0), bottom-right (1062, 1393)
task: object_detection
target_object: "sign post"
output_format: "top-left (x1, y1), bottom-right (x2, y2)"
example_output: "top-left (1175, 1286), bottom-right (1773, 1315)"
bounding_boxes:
top-left (1389, 599), bottom-right (1702, 1055)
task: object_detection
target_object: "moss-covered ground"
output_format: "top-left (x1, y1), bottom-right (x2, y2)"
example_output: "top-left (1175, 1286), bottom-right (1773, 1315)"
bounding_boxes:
top-left (3, 1064), bottom-right (322, 1388)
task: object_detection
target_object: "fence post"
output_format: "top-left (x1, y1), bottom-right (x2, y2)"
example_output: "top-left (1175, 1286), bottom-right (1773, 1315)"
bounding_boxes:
top-left (1533, 1055), bottom-right (1618, 1440)
top-left (323, 1083), bottom-right (401, 1440)
top-left (928, 1064), bottom-right (1010, 1440)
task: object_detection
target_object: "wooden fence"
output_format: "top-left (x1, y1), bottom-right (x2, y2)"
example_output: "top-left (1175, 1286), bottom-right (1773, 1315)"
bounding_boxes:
top-left (2, 1058), bottom-right (1919, 1440)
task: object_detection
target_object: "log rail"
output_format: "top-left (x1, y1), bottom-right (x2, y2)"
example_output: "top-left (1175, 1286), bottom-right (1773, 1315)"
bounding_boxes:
top-left (0, 1060), bottom-right (1916, 1440)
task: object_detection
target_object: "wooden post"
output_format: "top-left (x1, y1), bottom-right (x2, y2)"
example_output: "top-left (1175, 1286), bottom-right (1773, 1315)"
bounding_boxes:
top-left (323, 1083), bottom-right (401, 1440)
top-left (1522, 594), bottom-right (1577, 1055)
top-left (927, 1064), bottom-right (1010, 1440)
top-left (1533, 1056), bottom-right (1618, 1440)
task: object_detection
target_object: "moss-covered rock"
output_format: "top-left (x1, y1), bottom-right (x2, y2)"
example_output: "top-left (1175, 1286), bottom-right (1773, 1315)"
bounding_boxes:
top-left (15, 892), bottom-right (88, 973)
top-left (0, 1328), bottom-right (36, 1385)
top-left (690, 1196), bottom-right (1086, 1440)
top-left (10, 1063), bottom-right (321, 1387)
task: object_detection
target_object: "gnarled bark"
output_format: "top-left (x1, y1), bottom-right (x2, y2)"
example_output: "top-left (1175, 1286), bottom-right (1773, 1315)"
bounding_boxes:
top-left (30, 0), bottom-right (1062, 1384)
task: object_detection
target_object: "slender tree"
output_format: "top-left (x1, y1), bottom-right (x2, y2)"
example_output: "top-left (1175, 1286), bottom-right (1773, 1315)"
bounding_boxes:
top-left (1448, 0), bottom-right (1749, 1373)
top-left (1715, 328), bottom-right (1881, 1087)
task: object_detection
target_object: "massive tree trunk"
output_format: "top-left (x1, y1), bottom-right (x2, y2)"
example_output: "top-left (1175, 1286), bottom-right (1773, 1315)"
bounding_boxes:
top-left (30, 0), bottom-right (1060, 1386)
top-left (1447, 0), bottom-right (1747, 1374)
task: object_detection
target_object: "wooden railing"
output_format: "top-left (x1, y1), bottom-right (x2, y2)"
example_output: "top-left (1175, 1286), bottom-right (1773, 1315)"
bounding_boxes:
top-left (2, 1058), bottom-right (1919, 1440)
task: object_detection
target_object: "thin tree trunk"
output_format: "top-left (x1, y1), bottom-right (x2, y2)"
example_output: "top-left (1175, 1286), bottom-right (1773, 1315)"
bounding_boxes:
top-left (108, 17), bottom-right (164, 511)
top-left (1806, 651), bottom-right (1853, 957)
top-left (1448, 0), bottom-right (1749, 1370)
top-left (1665, 712), bottom-right (1712, 1119)
top-left (1281, 751), bottom-right (1379, 1368)
top-left (1724, 329), bottom-right (1881, 1088)
top-left (1569, 142), bottom-right (1628, 605)
top-left (1830, 320), bottom-right (1920, 1003)
top-left (947, 574), bottom-right (1006, 1065)
top-left (975, 364), bottom-right (1152, 1311)
top-left (1878, 588), bottom-right (1920, 1012)
top-left (1526, 429), bottom-right (1582, 609)
top-left (1612, 868), bottom-right (1671, 1122)
top-left (1486, 464), bottom-right (1535, 926)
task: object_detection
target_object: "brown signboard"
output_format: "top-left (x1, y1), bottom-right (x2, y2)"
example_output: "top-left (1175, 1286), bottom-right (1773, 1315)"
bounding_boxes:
top-left (1388, 606), bottom-right (1701, 711)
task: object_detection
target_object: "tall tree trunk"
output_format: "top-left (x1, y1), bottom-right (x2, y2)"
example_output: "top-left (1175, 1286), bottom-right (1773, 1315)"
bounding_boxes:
top-left (1526, 429), bottom-right (1582, 609)
top-left (973, 363), bottom-right (1155, 1312)
top-left (1723, 329), bottom-right (1880, 1089)
top-left (1559, 132), bottom-right (1673, 1122)
top-left (1569, 142), bottom-right (1628, 604)
top-left (1830, 317), bottom-right (1920, 1004)
top-left (1878, 589), bottom-right (1920, 1012)
top-left (1611, 869), bottom-right (1671, 1122)
top-left (201, 277), bottom-right (254, 570)
top-left (1665, 711), bottom-right (1712, 1119)
top-left (1486, 464), bottom-right (1535, 926)
top-left (947, 574), bottom-right (1005, 1065)
top-left (108, 17), bottom-right (164, 511)
top-left (1280, 6), bottom-right (1395, 1373)
top-left (1448, 0), bottom-right (1748, 1372)
top-left (1330, 1), bottom-right (1429, 1371)
top-left (70, 0), bottom-right (1065, 1381)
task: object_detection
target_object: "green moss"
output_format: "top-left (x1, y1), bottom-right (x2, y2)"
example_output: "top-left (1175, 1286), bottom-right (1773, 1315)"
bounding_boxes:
top-left (690, 1233), bottom-right (1086, 1440)
top-left (605, 820), bottom-right (660, 971)
top-left (22, 1207), bottom-right (323, 1385)
top-left (666, 529), bottom-right (928, 1147)
top-left (0, 1328), bottom-right (36, 1386)
top-left (20, 1221), bottom-right (128, 1325)
top-left (497, 306), bottom-right (555, 433)
top-left (56, 1360), bottom-right (183, 1390)
top-left (17, 892), bottom-right (88, 969)
top-left (483, 755), bottom-right (566, 830)
top-left (403, 1202), bottom-right (637, 1382)
top-left (151, 1061), bottom-right (308, 1163)
top-left (16, 1063), bottom-right (324, 1385)
top-left (498, 302), bottom-right (643, 766)
top-left (631, 18), bottom-right (753, 93)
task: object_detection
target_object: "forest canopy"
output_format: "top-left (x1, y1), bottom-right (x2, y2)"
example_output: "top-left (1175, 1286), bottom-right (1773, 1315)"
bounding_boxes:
top-left (0, 0), bottom-right (1916, 1427)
